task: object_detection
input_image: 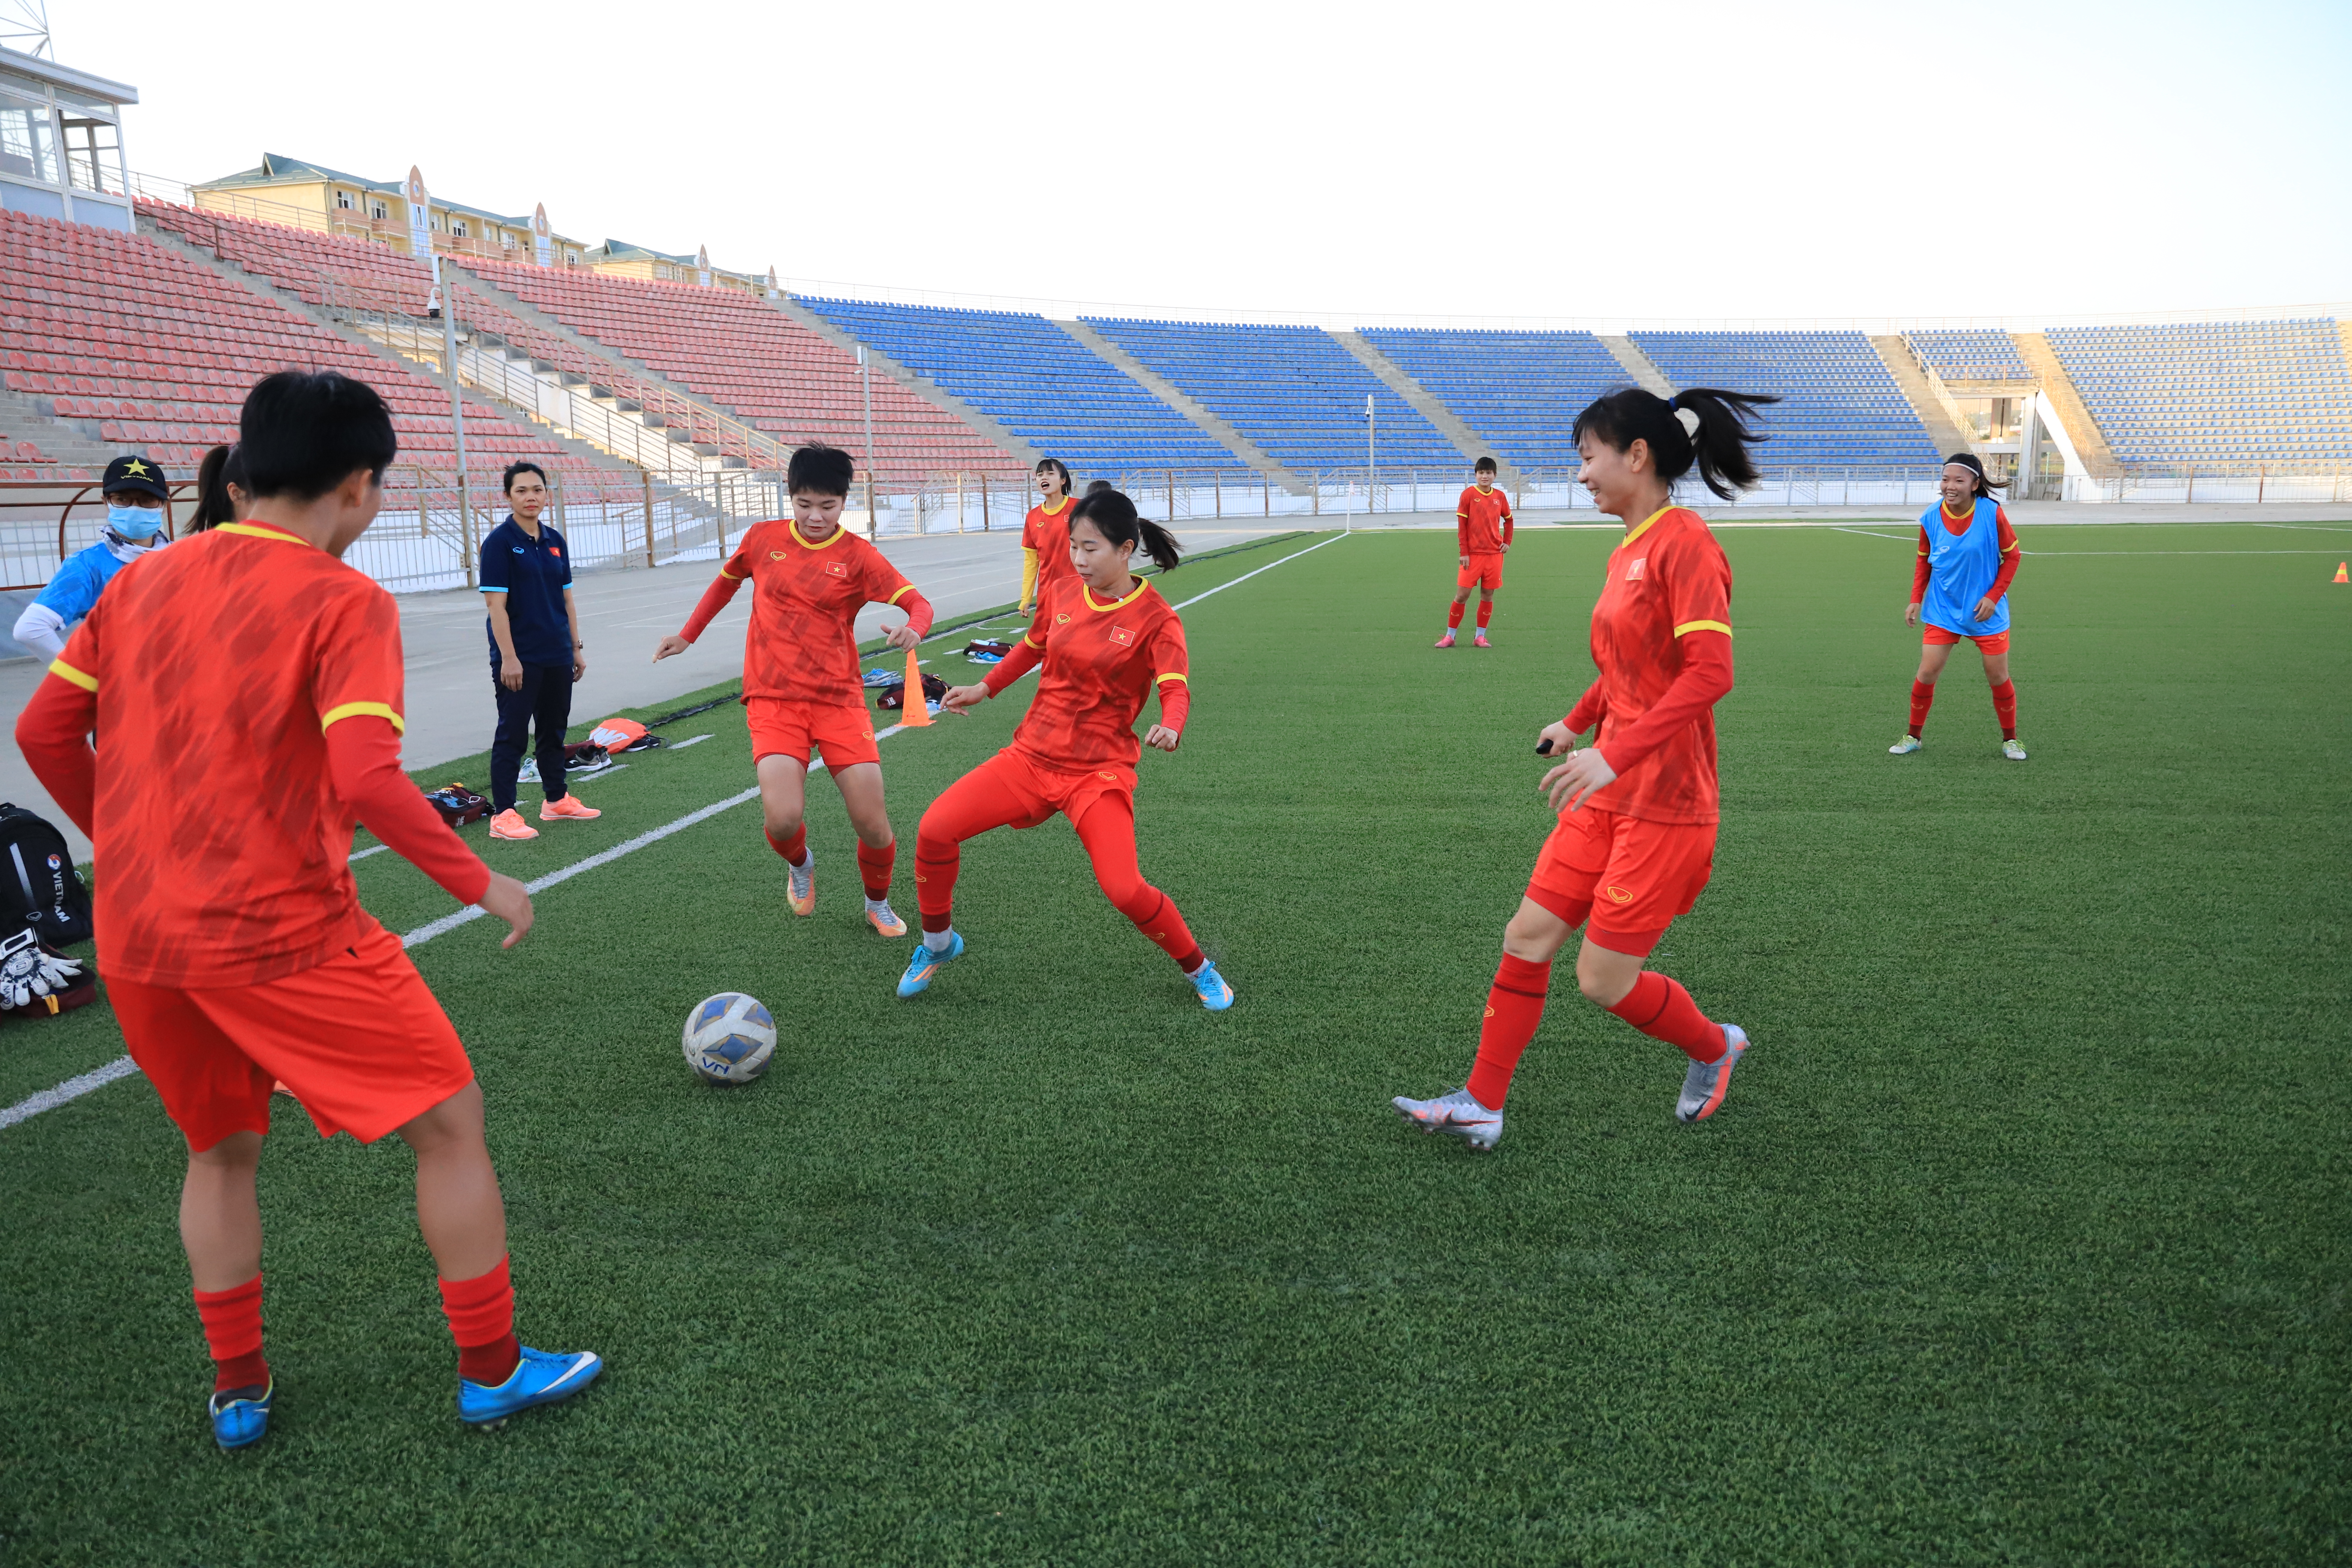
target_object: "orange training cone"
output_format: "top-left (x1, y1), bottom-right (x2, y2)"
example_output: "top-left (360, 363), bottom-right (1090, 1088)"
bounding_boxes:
top-left (899, 646), bottom-right (931, 726)
top-left (2335, 562), bottom-right (2349, 583)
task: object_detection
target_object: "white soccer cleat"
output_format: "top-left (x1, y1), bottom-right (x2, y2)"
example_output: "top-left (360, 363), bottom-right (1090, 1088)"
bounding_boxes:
top-left (2002, 739), bottom-right (2028, 761)
top-left (1676, 1024), bottom-right (1749, 1123)
top-left (1391, 1088), bottom-right (1503, 1152)
top-left (1889, 735), bottom-right (1922, 755)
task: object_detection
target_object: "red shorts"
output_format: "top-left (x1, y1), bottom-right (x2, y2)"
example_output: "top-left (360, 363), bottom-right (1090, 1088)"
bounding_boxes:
top-left (978, 746), bottom-right (1138, 829)
top-left (1526, 807), bottom-right (1716, 957)
top-left (747, 696), bottom-right (879, 769)
top-left (1457, 553), bottom-right (1504, 591)
top-left (1922, 625), bottom-right (2010, 655)
top-left (107, 920), bottom-right (473, 1151)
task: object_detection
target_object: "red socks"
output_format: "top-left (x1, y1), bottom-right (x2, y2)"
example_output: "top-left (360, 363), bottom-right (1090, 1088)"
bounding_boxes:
top-left (438, 1255), bottom-right (521, 1386)
top-left (193, 1274), bottom-right (267, 1392)
top-left (766, 824), bottom-right (808, 866)
top-left (1606, 972), bottom-right (1727, 1063)
top-left (1990, 678), bottom-right (2017, 740)
top-left (856, 839), bottom-right (895, 900)
top-left (1465, 954), bottom-right (1551, 1109)
top-left (1908, 680), bottom-right (1936, 736)
top-left (1446, 602), bottom-right (1465, 630)
top-left (1475, 600), bottom-right (1493, 629)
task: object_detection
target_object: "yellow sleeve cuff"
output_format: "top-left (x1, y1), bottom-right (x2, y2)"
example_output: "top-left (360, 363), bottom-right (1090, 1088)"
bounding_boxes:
top-left (1022, 634), bottom-right (1046, 650)
top-left (887, 584), bottom-right (917, 604)
top-left (321, 701), bottom-right (406, 734)
top-left (1673, 620), bottom-right (1732, 638)
top-left (1155, 672), bottom-right (1189, 685)
top-left (718, 567), bottom-right (745, 581)
top-left (47, 658), bottom-right (96, 692)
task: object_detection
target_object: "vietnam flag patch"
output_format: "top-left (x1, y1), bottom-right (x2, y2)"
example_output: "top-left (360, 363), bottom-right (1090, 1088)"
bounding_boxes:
top-left (1109, 625), bottom-right (1135, 646)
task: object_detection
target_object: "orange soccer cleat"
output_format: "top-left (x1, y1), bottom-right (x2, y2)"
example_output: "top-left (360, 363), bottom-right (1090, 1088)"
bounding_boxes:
top-left (786, 849), bottom-right (816, 917)
top-left (539, 794), bottom-right (602, 822)
top-left (488, 808), bottom-right (539, 841)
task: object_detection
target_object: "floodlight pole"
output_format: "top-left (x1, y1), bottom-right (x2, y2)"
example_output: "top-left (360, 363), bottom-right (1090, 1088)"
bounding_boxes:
top-left (429, 244), bottom-right (471, 544)
top-left (858, 343), bottom-right (876, 536)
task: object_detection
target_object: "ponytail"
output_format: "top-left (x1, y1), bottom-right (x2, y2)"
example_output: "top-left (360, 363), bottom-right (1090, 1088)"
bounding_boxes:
top-left (1572, 385), bottom-right (1779, 499)
top-left (1070, 488), bottom-right (1182, 573)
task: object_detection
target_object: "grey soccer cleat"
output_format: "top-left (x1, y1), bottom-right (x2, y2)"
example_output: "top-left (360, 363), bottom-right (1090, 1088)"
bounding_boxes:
top-left (1391, 1088), bottom-right (1504, 1152)
top-left (1676, 1024), bottom-right (1749, 1123)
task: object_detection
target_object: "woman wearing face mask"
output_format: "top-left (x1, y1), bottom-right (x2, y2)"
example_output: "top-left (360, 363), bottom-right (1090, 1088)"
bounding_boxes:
top-left (13, 453), bottom-right (172, 662)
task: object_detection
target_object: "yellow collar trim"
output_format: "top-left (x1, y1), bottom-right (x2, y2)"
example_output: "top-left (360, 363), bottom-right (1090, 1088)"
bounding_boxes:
top-left (1940, 500), bottom-right (1977, 522)
top-left (789, 521), bottom-right (848, 551)
top-left (1473, 483), bottom-right (1494, 494)
top-left (216, 522), bottom-right (309, 545)
top-left (1621, 505), bottom-right (1676, 550)
top-left (1082, 578), bottom-right (1150, 613)
top-left (1039, 495), bottom-right (1070, 516)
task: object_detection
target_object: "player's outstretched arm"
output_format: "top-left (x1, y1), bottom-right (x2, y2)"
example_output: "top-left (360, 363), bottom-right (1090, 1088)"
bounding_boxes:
top-left (476, 872), bottom-right (534, 949)
top-left (657, 572), bottom-right (746, 660)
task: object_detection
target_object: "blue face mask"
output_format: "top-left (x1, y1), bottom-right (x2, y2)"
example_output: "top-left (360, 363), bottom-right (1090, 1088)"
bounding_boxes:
top-left (107, 504), bottom-right (164, 539)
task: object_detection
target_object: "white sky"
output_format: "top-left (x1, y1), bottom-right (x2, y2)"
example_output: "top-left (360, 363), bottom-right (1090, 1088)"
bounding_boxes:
top-left (52, 0), bottom-right (2352, 325)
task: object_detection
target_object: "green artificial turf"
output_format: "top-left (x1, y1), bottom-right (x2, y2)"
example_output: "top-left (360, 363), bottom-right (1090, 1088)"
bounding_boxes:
top-left (2, 521), bottom-right (2346, 1565)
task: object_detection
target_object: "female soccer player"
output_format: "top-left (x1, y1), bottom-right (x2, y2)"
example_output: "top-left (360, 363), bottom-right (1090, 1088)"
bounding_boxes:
top-left (1019, 457), bottom-right (1078, 616)
top-left (1436, 455), bottom-right (1512, 648)
top-left (1393, 386), bottom-right (1775, 1150)
top-left (654, 444), bottom-right (933, 935)
top-left (899, 488), bottom-right (1233, 1011)
top-left (1892, 452), bottom-right (2024, 760)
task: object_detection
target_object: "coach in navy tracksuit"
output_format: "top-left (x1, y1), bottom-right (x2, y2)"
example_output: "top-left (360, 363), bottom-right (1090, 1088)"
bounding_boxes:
top-left (480, 461), bottom-right (600, 841)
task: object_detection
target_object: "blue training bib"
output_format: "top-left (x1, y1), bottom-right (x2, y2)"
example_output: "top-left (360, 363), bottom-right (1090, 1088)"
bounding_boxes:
top-left (1919, 498), bottom-right (2010, 637)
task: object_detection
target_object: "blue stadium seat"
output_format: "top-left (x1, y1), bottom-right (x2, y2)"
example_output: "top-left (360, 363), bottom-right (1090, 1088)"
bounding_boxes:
top-left (1359, 329), bottom-right (1625, 471)
top-left (2044, 318), bottom-right (2352, 467)
top-left (1627, 331), bottom-right (1942, 468)
top-left (1903, 330), bottom-right (2034, 382)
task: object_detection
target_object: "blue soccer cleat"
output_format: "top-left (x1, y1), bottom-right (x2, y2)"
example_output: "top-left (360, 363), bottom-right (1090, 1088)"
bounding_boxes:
top-left (896, 930), bottom-right (964, 997)
top-left (458, 1345), bottom-right (603, 1429)
top-left (1188, 962), bottom-right (1235, 1011)
top-left (208, 1380), bottom-right (273, 1450)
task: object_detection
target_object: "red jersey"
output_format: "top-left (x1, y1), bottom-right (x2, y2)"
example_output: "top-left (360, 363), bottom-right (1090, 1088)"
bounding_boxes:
top-left (50, 523), bottom-right (417, 986)
top-left (1457, 484), bottom-right (1514, 555)
top-left (1912, 502), bottom-right (2020, 602)
top-left (716, 520), bottom-right (926, 704)
top-left (1022, 497), bottom-right (1079, 590)
top-left (985, 575), bottom-right (1190, 769)
top-left (1566, 507), bottom-right (1733, 825)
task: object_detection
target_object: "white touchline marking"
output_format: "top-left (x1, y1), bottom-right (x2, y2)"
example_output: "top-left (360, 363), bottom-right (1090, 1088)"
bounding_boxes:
top-left (567, 764), bottom-right (628, 785)
top-left (349, 844), bottom-right (389, 862)
top-left (1832, 527), bottom-right (1914, 541)
top-left (0, 534), bottom-right (1340, 1132)
top-left (666, 733), bottom-right (713, 749)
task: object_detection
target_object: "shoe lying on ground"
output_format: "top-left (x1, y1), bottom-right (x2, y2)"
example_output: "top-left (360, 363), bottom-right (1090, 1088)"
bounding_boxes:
top-left (897, 930), bottom-right (964, 997)
top-left (488, 808), bottom-right (537, 841)
top-left (1390, 1087), bottom-right (1503, 1151)
top-left (1676, 1024), bottom-right (1749, 1123)
top-left (458, 1346), bottom-right (603, 1429)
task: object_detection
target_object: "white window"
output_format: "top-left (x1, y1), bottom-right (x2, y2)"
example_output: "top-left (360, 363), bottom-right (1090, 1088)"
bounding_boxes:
top-left (370, 199), bottom-right (389, 220)
top-left (336, 189), bottom-right (353, 210)
top-left (0, 89), bottom-right (58, 186)
top-left (451, 219), bottom-right (467, 238)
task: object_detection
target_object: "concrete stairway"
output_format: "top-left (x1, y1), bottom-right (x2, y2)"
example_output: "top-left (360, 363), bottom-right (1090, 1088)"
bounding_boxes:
top-left (0, 386), bottom-right (118, 475)
top-left (1869, 336), bottom-right (1975, 459)
top-left (764, 296), bottom-right (1035, 467)
top-left (1598, 336), bottom-right (1676, 395)
top-left (2012, 333), bottom-right (2124, 477)
top-left (1053, 320), bottom-right (1309, 494)
top-left (1328, 331), bottom-right (1505, 477)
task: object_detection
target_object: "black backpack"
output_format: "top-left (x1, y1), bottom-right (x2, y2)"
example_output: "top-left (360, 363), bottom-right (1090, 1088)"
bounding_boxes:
top-left (0, 804), bottom-right (93, 947)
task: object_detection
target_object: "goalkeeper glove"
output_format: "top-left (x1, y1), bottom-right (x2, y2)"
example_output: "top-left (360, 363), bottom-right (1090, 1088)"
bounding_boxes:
top-left (0, 925), bottom-right (82, 1011)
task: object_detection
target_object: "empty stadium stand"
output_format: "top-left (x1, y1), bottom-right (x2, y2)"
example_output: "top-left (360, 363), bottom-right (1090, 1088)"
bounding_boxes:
top-left (461, 260), bottom-right (1018, 478)
top-left (1903, 329), bottom-right (2034, 382)
top-left (2043, 318), bottom-right (2352, 467)
top-left (0, 208), bottom-right (585, 479)
top-left (1079, 318), bottom-right (1464, 475)
top-left (1628, 331), bottom-right (1942, 467)
top-left (1360, 329), bottom-right (1628, 470)
top-left (793, 298), bottom-right (1246, 475)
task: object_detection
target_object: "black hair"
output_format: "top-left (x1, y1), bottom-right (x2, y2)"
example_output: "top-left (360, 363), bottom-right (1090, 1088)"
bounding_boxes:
top-left (1084, 478), bottom-right (1113, 496)
top-left (1069, 488), bottom-right (1181, 574)
top-left (1571, 386), bottom-right (1778, 500)
top-left (502, 460), bottom-right (548, 495)
top-left (787, 442), bottom-right (854, 497)
top-left (190, 444), bottom-right (240, 531)
top-left (1942, 451), bottom-right (2003, 498)
top-left (1474, 455), bottom-right (1498, 473)
top-left (1034, 457), bottom-right (1073, 496)
top-left (239, 371), bottom-right (397, 501)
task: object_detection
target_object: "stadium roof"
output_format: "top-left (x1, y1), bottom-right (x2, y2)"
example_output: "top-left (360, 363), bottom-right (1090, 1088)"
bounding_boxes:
top-left (0, 44), bottom-right (138, 104)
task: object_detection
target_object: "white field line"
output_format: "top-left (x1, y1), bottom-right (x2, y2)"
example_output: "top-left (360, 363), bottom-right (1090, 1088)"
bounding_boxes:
top-left (2, 532), bottom-right (1341, 1132)
top-left (1833, 527), bottom-right (1914, 541)
top-left (349, 844), bottom-right (390, 863)
top-left (568, 764), bottom-right (629, 786)
top-left (2020, 549), bottom-right (2345, 557)
top-left (665, 733), bottom-right (714, 749)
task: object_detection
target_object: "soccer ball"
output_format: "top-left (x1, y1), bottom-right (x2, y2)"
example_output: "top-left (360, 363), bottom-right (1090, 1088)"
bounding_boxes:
top-left (681, 992), bottom-right (776, 1085)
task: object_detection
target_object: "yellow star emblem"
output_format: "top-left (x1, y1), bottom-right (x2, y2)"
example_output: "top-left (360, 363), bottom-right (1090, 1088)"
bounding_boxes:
top-left (121, 458), bottom-right (153, 478)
